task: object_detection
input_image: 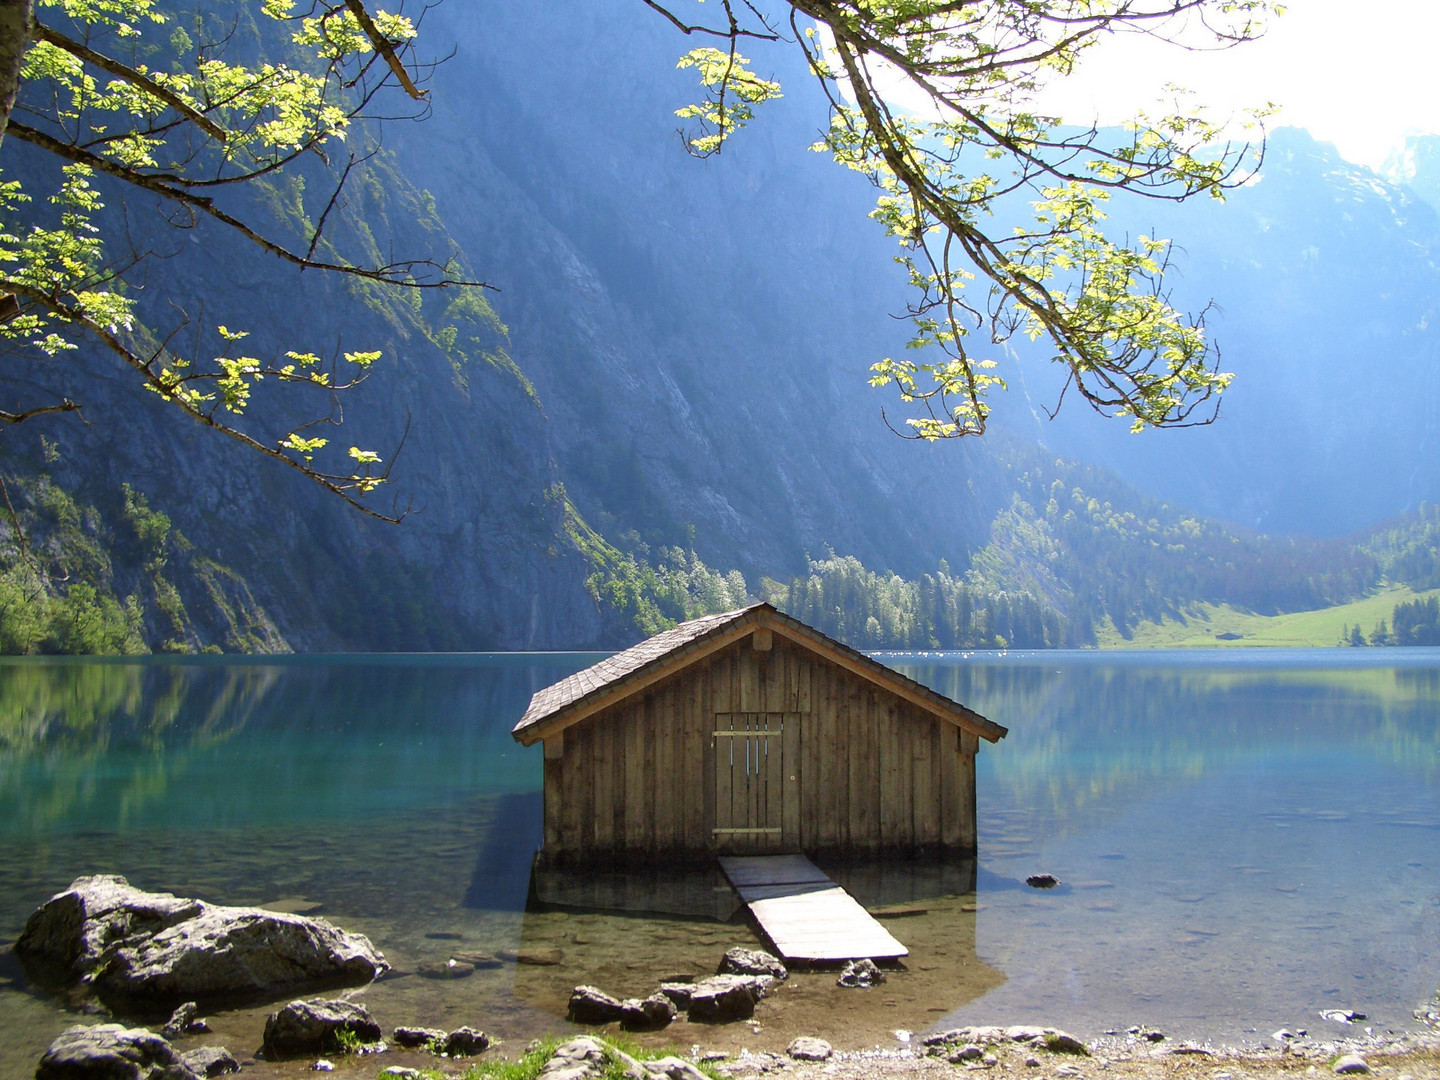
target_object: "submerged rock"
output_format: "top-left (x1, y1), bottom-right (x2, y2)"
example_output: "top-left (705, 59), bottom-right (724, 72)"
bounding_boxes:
top-left (36, 1023), bottom-right (202, 1080)
top-left (261, 999), bottom-right (382, 1058)
top-left (417, 959), bottom-right (473, 980)
top-left (1025, 874), bottom-right (1060, 889)
top-left (16, 875), bottom-right (386, 1009)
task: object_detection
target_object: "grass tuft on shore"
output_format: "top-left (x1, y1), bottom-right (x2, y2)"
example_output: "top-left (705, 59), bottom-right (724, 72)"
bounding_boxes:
top-left (438, 1034), bottom-right (724, 1080)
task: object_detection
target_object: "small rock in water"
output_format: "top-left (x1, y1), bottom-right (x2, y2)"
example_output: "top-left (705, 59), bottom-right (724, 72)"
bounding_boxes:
top-left (837, 958), bottom-right (885, 988)
top-left (718, 947), bottom-right (788, 980)
top-left (1272, 1030), bottom-right (1297, 1042)
top-left (1140, 1030), bottom-right (1165, 1042)
top-left (787, 1037), bottom-right (833, 1061)
top-left (894, 1030), bottom-right (912, 1043)
top-left (451, 950), bottom-right (503, 969)
top-left (1026, 874), bottom-right (1060, 889)
top-left (262, 999), bottom-right (383, 1058)
top-left (392, 1026), bottom-right (446, 1049)
top-left (418, 958), bottom-right (474, 979)
top-left (620, 993), bottom-right (678, 1031)
top-left (182, 1046), bottom-right (241, 1077)
top-left (568, 985), bottom-right (628, 1025)
top-left (686, 974), bottom-right (770, 1022)
top-left (161, 1001), bottom-right (210, 1039)
top-left (263, 897), bottom-right (325, 915)
top-left (1333, 1054), bottom-right (1371, 1075)
top-left (1320, 1009), bottom-right (1366, 1024)
top-left (499, 947), bottom-right (563, 966)
top-left (440, 1027), bottom-right (491, 1056)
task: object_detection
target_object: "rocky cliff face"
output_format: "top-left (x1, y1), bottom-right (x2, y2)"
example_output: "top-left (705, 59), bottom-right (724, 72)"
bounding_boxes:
top-left (8, 5), bottom-right (1440, 649)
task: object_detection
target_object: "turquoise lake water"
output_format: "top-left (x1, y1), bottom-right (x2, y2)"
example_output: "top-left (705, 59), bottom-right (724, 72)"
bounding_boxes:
top-left (0, 650), bottom-right (1436, 1071)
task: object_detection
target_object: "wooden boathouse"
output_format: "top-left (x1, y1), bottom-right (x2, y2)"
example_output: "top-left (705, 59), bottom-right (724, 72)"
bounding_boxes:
top-left (512, 602), bottom-right (1006, 868)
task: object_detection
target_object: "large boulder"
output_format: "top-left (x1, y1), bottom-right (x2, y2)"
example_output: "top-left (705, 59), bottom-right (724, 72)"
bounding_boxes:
top-left (15, 875), bottom-right (386, 1008)
top-left (35, 1023), bottom-right (201, 1080)
top-left (260, 998), bottom-right (383, 1058)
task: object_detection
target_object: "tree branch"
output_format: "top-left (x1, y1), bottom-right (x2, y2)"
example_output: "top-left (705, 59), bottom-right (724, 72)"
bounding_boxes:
top-left (31, 20), bottom-right (230, 143)
top-left (0, 397), bottom-right (82, 423)
top-left (5, 279), bottom-right (408, 522)
top-left (7, 120), bottom-right (495, 292)
top-left (342, 0), bottom-right (426, 100)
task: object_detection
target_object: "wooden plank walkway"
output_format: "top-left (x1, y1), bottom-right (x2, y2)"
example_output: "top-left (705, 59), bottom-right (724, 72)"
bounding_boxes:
top-left (718, 854), bottom-right (908, 962)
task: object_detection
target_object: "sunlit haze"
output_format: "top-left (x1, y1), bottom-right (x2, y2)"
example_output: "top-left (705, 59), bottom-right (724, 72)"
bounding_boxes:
top-left (1027, 0), bottom-right (1440, 172)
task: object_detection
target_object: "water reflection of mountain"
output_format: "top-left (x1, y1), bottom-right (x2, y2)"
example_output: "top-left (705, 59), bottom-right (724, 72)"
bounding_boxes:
top-left (894, 657), bottom-right (1440, 834)
top-left (0, 655), bottom-right (594, 834)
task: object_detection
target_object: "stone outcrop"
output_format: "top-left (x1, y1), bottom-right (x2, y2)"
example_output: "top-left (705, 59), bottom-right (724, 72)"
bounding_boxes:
top-left (260, 999), bottom-right (383, 1058)
top-left (536, 1037), bottom-right (709, 1080)
top-left (15, 875), bottom-right (386, 1009)
top-left (35, 1023), bottom-right (202, 1080)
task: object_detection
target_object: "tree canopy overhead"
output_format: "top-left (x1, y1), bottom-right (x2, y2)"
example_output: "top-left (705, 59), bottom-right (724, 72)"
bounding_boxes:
top-left (0, 0), bottom-right (475, 519)
top-left (0, 0), bottom-right (1274, 519)
top-left (658, 0), bottom-right (1272, 437)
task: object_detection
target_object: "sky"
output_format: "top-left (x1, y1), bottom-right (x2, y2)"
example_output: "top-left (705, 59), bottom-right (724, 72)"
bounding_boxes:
top-left (1025, 0), bottom-right (1440, 173)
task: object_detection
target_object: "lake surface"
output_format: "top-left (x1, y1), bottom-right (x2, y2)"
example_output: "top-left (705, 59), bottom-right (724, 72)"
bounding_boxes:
top-left (0, 650), bottom-right (1437, 1074)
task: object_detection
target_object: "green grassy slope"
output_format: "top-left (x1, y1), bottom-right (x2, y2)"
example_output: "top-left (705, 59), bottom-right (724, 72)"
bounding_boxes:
top-left (1093, 585), bottom-right (1440, 649)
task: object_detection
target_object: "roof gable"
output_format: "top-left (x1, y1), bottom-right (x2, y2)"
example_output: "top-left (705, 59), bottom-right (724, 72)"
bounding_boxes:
top-left (512, 603), bottom-right (1006, 746)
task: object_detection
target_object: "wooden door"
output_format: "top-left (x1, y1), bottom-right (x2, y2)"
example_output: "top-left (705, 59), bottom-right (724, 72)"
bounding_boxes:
top-left (712, 712), bottom-right (799, 853)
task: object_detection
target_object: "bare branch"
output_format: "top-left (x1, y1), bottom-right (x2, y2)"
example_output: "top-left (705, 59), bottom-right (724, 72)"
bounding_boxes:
top-left (0, 397), bottom-right (82, 423)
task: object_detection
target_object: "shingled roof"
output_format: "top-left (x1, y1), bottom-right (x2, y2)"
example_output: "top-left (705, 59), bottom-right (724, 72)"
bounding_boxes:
top-left (512, 603), bottom-right (1006, 746)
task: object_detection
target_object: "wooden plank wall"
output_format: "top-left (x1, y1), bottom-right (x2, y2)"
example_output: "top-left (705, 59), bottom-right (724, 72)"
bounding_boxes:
top-left (539, 635), bottom-right (980, 865)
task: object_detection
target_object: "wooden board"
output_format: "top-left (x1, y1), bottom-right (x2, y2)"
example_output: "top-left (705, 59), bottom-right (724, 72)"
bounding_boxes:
top-left (718, 854), bottom-right (908, 962)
